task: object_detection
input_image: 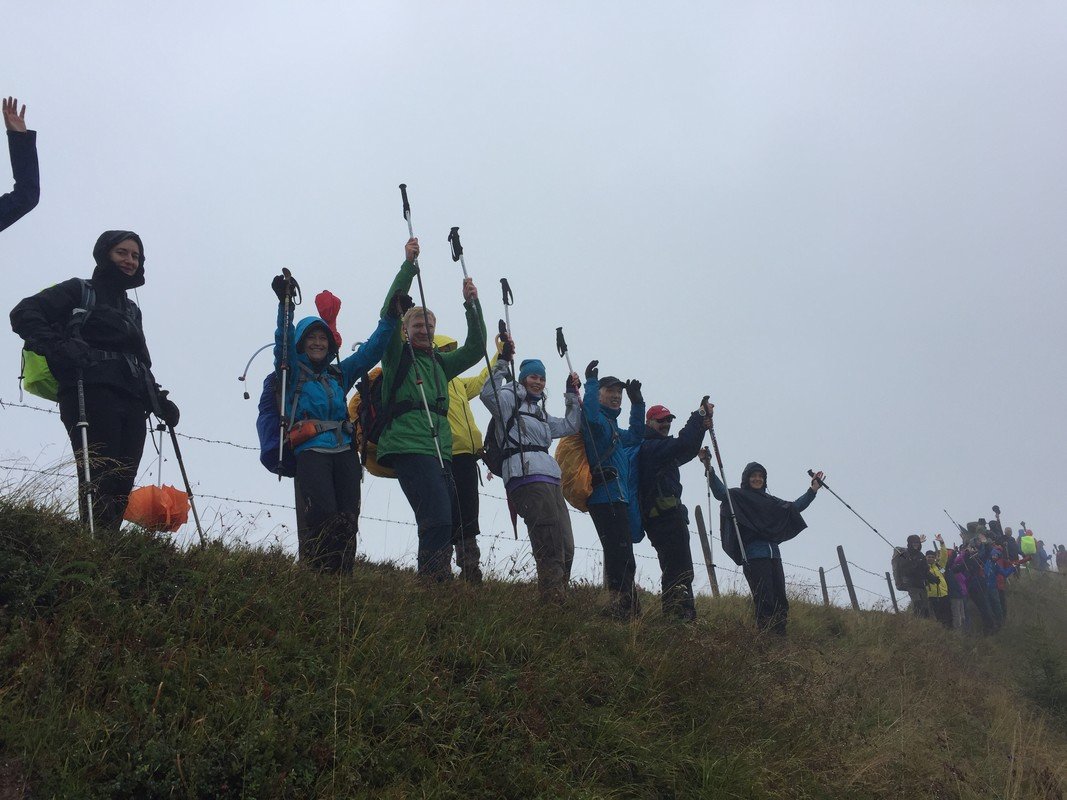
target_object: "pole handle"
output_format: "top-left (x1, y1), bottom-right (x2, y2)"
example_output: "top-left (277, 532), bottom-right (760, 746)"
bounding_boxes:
top-left (399, 184), bottom-right (411, 219)
top-left (498, 319), bottom-right (507, 337)
top-left (555, 326), bottom-right (568, 358)
top-left (448, 226), bottom-right (463, 262)
top-left (500, 278), bottom-right (513, 308)
top-left (807, 468), bottom-right (826, 488)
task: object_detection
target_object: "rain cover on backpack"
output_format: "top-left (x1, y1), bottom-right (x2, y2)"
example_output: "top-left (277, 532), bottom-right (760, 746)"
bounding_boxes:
top-left (555, 433), bottom-right (592, 513)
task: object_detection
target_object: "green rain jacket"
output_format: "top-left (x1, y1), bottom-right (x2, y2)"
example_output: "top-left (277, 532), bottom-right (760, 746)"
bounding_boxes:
top-left (375, 260), bottom-right (486, 463)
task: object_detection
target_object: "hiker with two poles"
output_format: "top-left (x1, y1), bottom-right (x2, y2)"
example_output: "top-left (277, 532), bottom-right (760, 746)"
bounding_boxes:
top-left (700, 427), bottom-right (825, 636)
top-left (10, 230), bottom-right (181, 532)
top-left (269, 251), bottom-right (405, 573)
top-left (373, 236), bottom-right (487, 581)
top-left (479, 331), bottom-right (582, 603)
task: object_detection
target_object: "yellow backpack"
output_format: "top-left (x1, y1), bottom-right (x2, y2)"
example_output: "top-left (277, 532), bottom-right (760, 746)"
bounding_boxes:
top-left (555, 434), bottom-right (592, 512)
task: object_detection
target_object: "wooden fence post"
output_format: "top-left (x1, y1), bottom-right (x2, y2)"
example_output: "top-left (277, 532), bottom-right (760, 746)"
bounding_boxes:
top-left (837, 545), bottom-right (860, 611)
top-left (819, 567), bottom-right (830, 607)
top-left (885, 572), bottom-right (899, 613)
top-left (693, 505), bottom-right (720, 598)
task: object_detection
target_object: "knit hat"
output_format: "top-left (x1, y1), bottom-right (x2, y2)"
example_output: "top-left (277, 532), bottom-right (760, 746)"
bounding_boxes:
top-left (518, 359), bottom-right (546, 383)
top-left (907, 534), bottom-right (922, 547)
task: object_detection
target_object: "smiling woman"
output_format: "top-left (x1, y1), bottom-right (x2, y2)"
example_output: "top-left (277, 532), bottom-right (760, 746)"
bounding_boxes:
top-left (9, 230), bottom-right (180, 532)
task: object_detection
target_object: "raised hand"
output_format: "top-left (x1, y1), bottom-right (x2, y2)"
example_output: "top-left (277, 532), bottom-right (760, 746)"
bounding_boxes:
top-left (2, 97), bottom-right (27, 133)
top-left (405, 237), bottom-right (420, 263)
top-left (462, 277), bottom-right (478, 303)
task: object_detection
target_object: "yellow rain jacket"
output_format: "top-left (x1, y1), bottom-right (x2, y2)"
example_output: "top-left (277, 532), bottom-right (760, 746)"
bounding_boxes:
top-left (434, 334), bottom-right (498, 456)
top-left (926, 542), bottom-right (949, 598)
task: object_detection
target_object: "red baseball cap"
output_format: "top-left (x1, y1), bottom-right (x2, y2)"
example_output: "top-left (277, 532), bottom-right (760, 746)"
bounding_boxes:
top-left (646, 405), bottom-right (675, 422)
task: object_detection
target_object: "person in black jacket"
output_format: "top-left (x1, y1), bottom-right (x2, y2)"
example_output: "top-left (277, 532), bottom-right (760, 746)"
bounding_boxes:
top-left (10, 231), bottom-right (179, 531)
top-left (638, 401), bottom-right (710, 620)
top-left (1, 97), bottom-right (40, 232)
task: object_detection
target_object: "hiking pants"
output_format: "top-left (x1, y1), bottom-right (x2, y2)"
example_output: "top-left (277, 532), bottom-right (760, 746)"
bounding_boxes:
top-left (645, 516), bottom-right (697, 620)
top-left (998, 589), bottom-right (1008, 619)
top-left (295, 449), bottom-right (361, 574)
top-left (589, 502), bottom-right (638, 615)
top-left (449, 453), bottom-right (482, 582)
top-left (986, 587), bottom-right (1004, 627)
top-left (968, 585), bottom-right (995, 634)
top-left (907, 588), bottom-right (930, 618)
top-left (393, 453), bottom-right (455, 580)
top-left (743, 557), bottom-right (789, 635)
top-left (59, 386), bottom-right (147, 532)
top-left (929, 595), bottom-right (952, 628)
top-left (511, 482), bottom-right (574, 600)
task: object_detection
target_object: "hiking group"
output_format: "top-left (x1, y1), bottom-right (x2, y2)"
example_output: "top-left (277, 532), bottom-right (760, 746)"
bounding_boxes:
top-left (893, 510), bottom-right (1061, 635)
top-left (7, 129), bottom-right (1057, 635)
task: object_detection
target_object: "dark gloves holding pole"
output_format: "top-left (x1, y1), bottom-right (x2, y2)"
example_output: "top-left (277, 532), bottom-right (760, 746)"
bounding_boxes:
top-left (156, 389), bottom-right (180, 428)
top-left (565, 372), bottom-right (580, 394)
top-left (625, 378), bottom-right (643, 404)
top-left (52, 338), bottom-right (92, 368)
top-left (500, 334), bottom-right (515, 362)
top-left (271, 270), bottom-right (300, 304)
top-left (388, 291), bottom-right (415, 320)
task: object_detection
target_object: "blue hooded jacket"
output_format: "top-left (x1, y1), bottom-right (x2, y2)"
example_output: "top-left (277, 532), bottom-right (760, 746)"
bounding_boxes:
top-left (581, 377), bottom-right (645, 541)
top-left (274, 306), bottom-right (396, 455)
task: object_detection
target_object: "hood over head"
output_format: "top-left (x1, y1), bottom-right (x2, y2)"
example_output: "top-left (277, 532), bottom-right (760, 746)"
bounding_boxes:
top-left (741, 462), bottom-right (768, 491)
top-left (92, 229), bottom-right (146, 290)
top-left (433, 333), bottom-right (457, 352)
top-left (295, 316), bottom-right (338, 361)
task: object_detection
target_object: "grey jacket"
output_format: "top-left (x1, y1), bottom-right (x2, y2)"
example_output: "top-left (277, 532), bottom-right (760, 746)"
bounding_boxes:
top-left (480, 362), bottom-right (582, 483)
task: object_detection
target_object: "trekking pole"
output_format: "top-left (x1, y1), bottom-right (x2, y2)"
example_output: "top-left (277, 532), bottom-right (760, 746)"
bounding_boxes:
top-left (165, 424), bottom-right (206, 547)
top-left (399, 184), bottom-right (446, 470)
top-left (943, 509), bottom-right (967, 537)
top-left (277, 268), bottom-right (300, 477)
top-left (238, 343), bottom-right (273, 399)
top-left (808, 469), bottom-right (895, 549)
top-left (447, 227), bottom-right (507, 425)
top-left (498, 278), bottom-right (528, 475)
top-left (75, 370), bottom-right (96, 535)
top-left (705, 403), bottom-right (747, 565)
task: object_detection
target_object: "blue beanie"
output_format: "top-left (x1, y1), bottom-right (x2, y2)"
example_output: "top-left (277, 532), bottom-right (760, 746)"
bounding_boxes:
top-left (518, 359), bottom-right (546, 383)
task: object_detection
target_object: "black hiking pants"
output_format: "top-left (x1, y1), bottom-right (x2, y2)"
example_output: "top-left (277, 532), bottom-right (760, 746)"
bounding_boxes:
top-left (589, 502), bottom-right (638, 616)
top-left (743, 557), bottom-right (789, 635)
top-left (295, 448), bottom-right (361, 574)
top-left (449, 453), bottom-right (482, 582)
top-left (59, 385), bottom-right (147, 532)
top-left (645, 516), bottom-right (696, 620)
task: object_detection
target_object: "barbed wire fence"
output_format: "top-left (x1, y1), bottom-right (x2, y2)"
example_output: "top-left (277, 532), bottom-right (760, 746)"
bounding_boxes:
top-left (1, 397), bottom-right (895, 610)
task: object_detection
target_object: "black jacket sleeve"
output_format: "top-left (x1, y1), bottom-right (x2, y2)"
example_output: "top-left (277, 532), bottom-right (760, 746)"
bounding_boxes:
top-left (10, 278), bottom-right (82, 357)
top-left (0, 131), bottom-right (40, 233)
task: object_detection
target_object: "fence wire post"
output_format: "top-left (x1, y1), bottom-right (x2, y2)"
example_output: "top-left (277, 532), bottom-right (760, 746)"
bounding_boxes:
top-left (693, 505), bottom-right (720, 598)
top-left (819, 567), bottom-right (830, 607)
top-left (885, 571), bottom-right (899, 613)
top-left (837, 545), bottom-right (860, 611)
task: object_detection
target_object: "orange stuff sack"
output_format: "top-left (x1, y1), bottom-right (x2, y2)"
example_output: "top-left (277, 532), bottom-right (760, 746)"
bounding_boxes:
top-left (348, 367), bottom-right (396, 479)
top-left (555, 434), bottom-right (592, 513)
top-left (123, 485), bottom-right (190, 533)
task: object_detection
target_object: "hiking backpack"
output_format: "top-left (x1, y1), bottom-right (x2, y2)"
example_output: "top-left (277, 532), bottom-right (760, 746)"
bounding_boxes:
top-left (346, 348), bottom-right (448, 479)
top-left (482, 399), bottom-right (549, 479)
top-left (18, 280), bottom-right (96, 402)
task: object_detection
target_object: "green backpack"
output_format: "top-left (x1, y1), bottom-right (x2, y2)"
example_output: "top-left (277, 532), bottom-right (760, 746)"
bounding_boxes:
top-left (18, 280), bottom-right (96, 403)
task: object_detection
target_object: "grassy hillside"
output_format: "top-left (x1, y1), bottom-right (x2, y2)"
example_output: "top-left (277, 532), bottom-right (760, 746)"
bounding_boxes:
top-left (2, 498), bottom-right (1066, 799)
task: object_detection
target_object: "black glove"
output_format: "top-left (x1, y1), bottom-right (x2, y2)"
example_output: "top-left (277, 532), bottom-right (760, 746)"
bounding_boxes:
top-left (272, 274), bottom-right (291, 303)
top-left (565, 374), bottom-right (579, 394)
top-left (625, 378), bottom-right (643, 404)
top-left (388, 291), bottom-right (415, 320)
top-left (52, 338), bottom-right (92, 368)
top-left (500, 337), bottom-right (515, 362)
top-left (156, 389), bottom-right (180, 428)
top-left (585, 359), bottom-right (599, 381)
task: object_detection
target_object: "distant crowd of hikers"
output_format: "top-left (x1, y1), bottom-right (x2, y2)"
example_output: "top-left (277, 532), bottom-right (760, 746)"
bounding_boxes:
top-left (6, 100), bottom-right (1058, 636)
top-left (892, 514), bottom-right (1064, 634)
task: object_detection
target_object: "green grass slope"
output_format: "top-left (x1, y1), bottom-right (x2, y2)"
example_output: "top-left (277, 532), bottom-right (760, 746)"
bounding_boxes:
top-left (2, 498), bottom-right (1066, 799)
